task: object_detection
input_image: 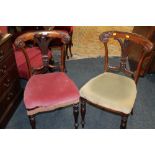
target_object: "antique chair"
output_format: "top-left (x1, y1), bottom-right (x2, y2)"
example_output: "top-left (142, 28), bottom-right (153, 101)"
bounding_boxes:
top-left (80, 31), bottom-right (153, 129)
top-left (51, 26), bottom-right (73, 59)
top-left (15, 31), bottom-right (80, 129)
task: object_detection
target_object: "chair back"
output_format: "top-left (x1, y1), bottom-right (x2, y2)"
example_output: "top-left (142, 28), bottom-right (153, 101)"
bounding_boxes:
top-left (14, 30), bottom-right (70, 77)
top-left (99, 31), bottom-right (154, 84)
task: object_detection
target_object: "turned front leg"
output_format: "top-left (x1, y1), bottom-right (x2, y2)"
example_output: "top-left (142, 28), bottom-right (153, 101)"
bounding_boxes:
top-left (66, 45), bottom-right (69, 59)
top-left (73, 103), bottom-right (79, 129)
top-left (69, 43), bottom-right (72, 57)
top-left (120, 115), bottom-right (128, 129)
top-left (28, 115), bottom-right (36, 129)
top-left (81, 99), bottom-right (86, 128)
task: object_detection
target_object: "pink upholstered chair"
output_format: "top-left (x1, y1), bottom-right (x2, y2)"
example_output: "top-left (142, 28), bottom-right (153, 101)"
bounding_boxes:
top-left (15, 31), bottom-right (80, 129)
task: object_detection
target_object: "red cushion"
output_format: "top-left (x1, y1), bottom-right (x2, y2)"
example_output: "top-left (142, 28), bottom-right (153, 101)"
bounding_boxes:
top-left (14, 47), bottom-right (52, 79)
top-left (24, 72), bottom-right (80, 109)
top-left (0, 26), bottom-right (8, 33)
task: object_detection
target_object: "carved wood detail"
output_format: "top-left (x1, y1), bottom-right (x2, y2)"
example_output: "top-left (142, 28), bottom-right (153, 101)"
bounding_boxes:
top-left (99, 31), bottom-right (154, 84)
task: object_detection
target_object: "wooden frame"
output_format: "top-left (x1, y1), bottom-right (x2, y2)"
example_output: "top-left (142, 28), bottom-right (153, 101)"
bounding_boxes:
top-left (81, 31), bottom-right (154, 129)
top-left (128, 26), bottom-right (155, 76)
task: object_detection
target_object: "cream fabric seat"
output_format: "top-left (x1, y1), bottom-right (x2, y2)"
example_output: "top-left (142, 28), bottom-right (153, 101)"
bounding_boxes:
top-left (80, 72), bottom-right (137, 114)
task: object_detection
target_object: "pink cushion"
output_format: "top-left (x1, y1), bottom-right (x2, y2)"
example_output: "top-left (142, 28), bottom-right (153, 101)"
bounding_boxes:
top-left (14, 47), bottom-right (52, 79)
top-left (24, 72), bottom-right (80, 110)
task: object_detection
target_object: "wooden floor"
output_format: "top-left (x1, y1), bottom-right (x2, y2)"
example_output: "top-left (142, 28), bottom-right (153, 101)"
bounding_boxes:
top-left (72, 26), bottom-right (133, 58)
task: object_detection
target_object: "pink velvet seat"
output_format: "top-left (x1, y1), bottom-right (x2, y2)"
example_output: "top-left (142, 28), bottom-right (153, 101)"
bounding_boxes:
top-left (24, 72), bottom-right (80, 116)
top-left (14, 47), bottom-right (52, 79)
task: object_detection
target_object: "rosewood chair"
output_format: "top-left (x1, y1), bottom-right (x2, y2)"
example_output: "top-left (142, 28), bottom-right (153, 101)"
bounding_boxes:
top-left (80, 31), bottom-right (153, 129)
top-left (15, 31), bottom-right (80, 129)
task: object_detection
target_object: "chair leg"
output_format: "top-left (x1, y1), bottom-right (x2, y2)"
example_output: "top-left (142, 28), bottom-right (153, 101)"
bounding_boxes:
top-left (81, 99), bottom-right (86, 128)
top-left (69, 43), bottom-right (72, 57)
top-left (28, 115), bottom-right (36, 129)
top-left (120, 115), bottom-right (128, 129)
top-left (66, 45), bottom-right (69, 59)
top-left (73, 103), bottom-right (79, 129)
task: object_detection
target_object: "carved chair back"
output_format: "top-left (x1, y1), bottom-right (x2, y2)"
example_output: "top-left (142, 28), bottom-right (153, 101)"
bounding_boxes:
top-left (99, 31), bottom-right (154, 84)
top-left (15, 30), bottom-right (70, 78)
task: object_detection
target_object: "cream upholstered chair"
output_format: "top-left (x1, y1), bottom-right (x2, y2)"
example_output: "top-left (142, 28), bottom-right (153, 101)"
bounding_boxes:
top-left (80, 31), bottom-right (153, 129)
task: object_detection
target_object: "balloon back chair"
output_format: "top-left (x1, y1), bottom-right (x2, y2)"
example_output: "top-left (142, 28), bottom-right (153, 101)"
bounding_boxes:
top-left (15, 31), bottom-right (80, 129)
top-left (80, 31), bottom-right (153, 129)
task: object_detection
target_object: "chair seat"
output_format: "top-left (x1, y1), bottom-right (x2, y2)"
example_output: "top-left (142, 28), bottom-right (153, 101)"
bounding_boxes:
top-left (80, 72), bottom-right (137, 114)
top-left (24, 72), bottom-right (80, 115)
top-left (15, 47), bottom-right (52, 79)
